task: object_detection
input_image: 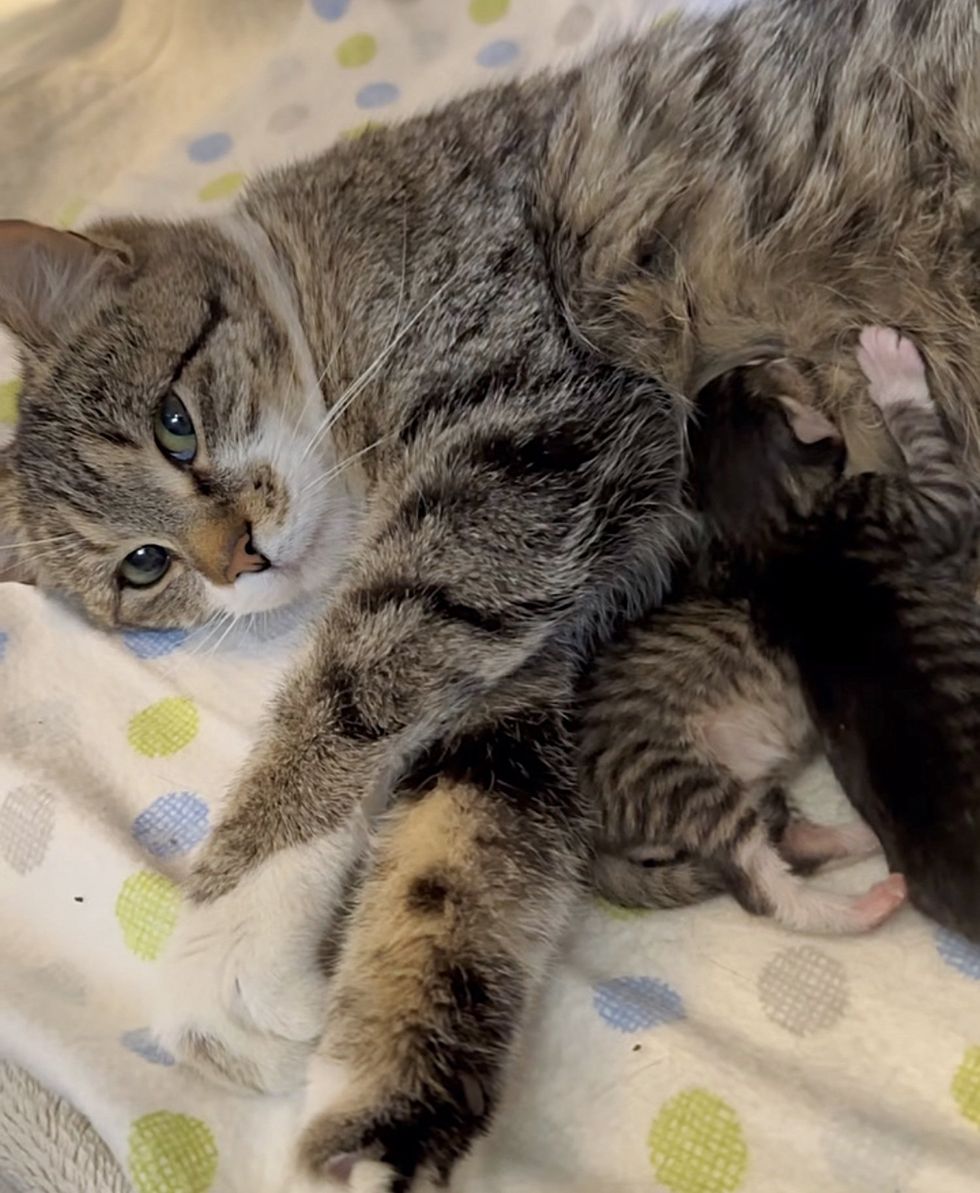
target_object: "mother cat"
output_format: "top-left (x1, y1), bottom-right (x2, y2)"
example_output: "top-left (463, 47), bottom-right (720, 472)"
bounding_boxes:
top-left (3, 1), bottom-right (980, 1188)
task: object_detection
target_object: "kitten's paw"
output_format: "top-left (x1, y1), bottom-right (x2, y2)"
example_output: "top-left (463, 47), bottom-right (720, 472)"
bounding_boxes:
top-left (856, 326), bottom-right (930, 410)
top-left (852, 872), bottom-right (908, 931)
top-left (152, 888), bottom-right (329, 1094)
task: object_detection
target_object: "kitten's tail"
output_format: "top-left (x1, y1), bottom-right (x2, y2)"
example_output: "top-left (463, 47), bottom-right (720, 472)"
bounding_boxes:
top-left (592, 850), bottom-right (725, 911)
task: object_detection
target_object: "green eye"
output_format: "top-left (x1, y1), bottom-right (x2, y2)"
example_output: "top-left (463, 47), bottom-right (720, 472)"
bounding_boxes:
top-left (119, 544), bottom-right (171, 588)
top-left (155, 391), bottom-right (197, 462)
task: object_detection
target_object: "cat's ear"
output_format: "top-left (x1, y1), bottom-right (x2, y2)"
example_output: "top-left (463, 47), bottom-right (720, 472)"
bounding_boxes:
top-left (0, 220), bottom-right (130, 355)
top-left (0, 445), bottom-right (36, 584)
top-left (776, 394), bottom-right (841, 445)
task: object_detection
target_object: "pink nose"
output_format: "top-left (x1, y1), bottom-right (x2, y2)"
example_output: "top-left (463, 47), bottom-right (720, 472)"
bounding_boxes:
top-left (225, 527), bottom-right (269, 583)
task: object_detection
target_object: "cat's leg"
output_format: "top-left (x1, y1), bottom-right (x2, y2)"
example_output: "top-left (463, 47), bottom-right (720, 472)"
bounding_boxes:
top-left (292, 757), bottom-right (585, 1191)
top-left (152, 373), bottom-right (683, 1115)
top-left (152, 824), bottom-right (365, 1094)
top-left (725, 817), bottom-right (906, 935)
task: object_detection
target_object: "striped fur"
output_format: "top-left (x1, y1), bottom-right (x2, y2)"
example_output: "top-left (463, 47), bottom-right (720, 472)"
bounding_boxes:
top-left (3, 2), bottom-right (980, 1186)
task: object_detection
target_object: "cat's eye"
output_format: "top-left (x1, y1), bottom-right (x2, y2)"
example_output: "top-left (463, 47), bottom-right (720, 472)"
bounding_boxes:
top-left (119, 544), bottom-right (171, 588)
top-left (154, 391), bottom-right (197, 463)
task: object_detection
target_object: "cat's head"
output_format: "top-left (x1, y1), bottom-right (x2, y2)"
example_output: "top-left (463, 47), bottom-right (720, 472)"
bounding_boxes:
top-left (690, 358), bottom-right (846, 553)
top-left (0, 218), bottom-right (350, 628)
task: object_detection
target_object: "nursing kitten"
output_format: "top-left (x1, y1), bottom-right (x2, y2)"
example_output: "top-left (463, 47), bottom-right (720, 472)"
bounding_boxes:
top-left (589, 329), bottom-right (980, 944)
top-left (4, 1), bottom-right (980, 1188)
top-left (756, 327), bottom-right (980, 943)
top-left (582, 362), bottom-right (897, 935)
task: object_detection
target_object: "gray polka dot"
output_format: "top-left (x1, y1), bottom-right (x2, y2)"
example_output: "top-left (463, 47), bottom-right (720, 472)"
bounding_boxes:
top-left (555, 4), bottom-right (593, 45)
top-left (0, 784), bottom-right (55, 874)
top-left (267, 103), bottom-right (310, 134)
top-left (757, 945), bottom-right (848, 1035)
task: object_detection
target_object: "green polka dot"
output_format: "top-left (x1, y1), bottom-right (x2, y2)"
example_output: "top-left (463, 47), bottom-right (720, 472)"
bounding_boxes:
top-left (56, 198), bottom-right (86, 229)
top-left (468, 0), bottom-right (509, 24)
top-left (595, 896), bottom-right (651, 921)
top-left (116, 871), bottom-right (179, 961)
top-left (336, 32), bottom-right (377, 67)
top-left (128, 697), bottom-right (199, 757)
top-left (0, 379), bottom-right (21, 425)
top-left (342, 120), bottom-right (382, 140)
top-left (197, 172), bottom-right (245, 202)
top-left (129, 1111), bottom-right (218, 1193)
top-left (953, 1046), bottom-right (980, 1128)
top-left (648, 1088), bottom-right (748, 1193)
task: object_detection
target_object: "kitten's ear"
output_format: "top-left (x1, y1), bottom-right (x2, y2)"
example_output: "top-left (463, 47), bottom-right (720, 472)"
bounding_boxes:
top-left (776, 395), bottom-right (841, 445)
top-left (0, 220), bottom-right (130, 354)
top-left (0, 445), bottom-right (35, 584)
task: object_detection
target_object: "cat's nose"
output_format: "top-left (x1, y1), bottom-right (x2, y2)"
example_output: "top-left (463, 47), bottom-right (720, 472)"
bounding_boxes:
top-left (226, 525), bottom-right (270, 583)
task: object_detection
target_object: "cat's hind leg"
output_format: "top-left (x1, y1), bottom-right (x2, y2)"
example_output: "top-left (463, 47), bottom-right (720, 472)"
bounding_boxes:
top-left (294, 737), bottom-right (586, 1191)
top-left (727, 818), bottom-right (906, 935)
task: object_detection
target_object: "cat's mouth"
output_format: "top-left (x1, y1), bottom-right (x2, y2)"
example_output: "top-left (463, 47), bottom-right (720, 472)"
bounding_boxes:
top-left (206, 491), bottom-right (354, 618)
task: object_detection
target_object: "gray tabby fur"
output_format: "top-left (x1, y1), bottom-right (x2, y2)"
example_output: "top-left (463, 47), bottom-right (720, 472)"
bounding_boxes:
top-left (2, 1), bottom-right (980, 1186)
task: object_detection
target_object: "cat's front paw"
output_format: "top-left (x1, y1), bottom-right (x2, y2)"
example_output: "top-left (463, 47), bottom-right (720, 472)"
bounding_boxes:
top-left (291, 1052), bottom-right (484, 1191)
top-left (151, 887), bottom-right (329, 1094)
top-left (150, 836), bottom-right (362, 1094)
top-left (856, 325), bottom-right (931, 411)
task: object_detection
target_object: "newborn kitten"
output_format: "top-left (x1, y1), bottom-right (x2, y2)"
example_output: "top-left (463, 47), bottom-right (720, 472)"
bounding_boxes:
top-left (758, 328), bottom-right (980, 943)
top-left (586, 329), bottom-right (980, 943)
top-left (582, 361), bottom-right (895, 935)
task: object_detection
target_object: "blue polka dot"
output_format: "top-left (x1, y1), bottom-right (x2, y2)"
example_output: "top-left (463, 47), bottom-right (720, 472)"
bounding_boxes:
top-left (122, 628), bottom-right (188, 659)
top-left (132, 792), bottom-right (209, 858)
top-left (312, 0), bottom-right (349, 19)
top-left (593, 976), bottom-right (685, 1033)
top-left (356, 82), bottom-right (400, 110)
top-left (120, 1028), bottom-right (175, 1067)
top-left (0, 631), bottom-right (7, 661)
top-left (476, 39), bottom-right (519, 68)
top-left (936, 927), bottom-right (980, 980)
top-left (187, 132), bottom-right (233, 164)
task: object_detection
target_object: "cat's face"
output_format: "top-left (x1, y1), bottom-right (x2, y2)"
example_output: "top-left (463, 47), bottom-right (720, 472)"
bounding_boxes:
top-left (0, 218), bottom-right (353, 628)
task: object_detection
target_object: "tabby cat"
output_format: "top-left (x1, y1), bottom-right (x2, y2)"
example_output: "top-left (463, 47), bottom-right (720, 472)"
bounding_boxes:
top-left (4, 1), bottom-right (980, 1187)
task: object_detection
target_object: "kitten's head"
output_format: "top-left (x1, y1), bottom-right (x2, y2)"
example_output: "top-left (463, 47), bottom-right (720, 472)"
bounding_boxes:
top-left (690, 358), bottom-right (845, 554)
top-left (0, 218), bottom-right (349, 627)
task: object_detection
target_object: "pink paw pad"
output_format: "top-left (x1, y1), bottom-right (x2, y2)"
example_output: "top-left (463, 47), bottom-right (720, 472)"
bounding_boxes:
top-left (856, 326), bottom-right (928, 407)
top-left (853, 872), bottom-right (907, 929)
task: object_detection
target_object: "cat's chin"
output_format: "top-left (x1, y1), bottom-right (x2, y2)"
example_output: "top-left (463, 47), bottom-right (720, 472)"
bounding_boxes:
top-left (204, 568), bottom-right (314, 617)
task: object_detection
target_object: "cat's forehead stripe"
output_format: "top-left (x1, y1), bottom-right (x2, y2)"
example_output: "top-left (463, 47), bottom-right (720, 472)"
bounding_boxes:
top-left (171, 295), bottom-right (227, 389)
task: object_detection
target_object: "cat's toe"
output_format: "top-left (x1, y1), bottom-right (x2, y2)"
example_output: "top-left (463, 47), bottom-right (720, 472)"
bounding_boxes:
top-left (151, 894), bottom-right (328, 1094)
top-left (294, 1053), bottom-right (480, 1192)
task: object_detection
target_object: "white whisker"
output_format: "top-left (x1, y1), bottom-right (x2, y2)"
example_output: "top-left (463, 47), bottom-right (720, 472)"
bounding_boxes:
top-left (299, 277), bottom-right (452, 466)
top-left (298, 433), bottom-right (392, 500)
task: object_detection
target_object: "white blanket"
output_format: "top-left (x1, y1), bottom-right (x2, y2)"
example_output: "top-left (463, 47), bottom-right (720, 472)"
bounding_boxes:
top-left (2, 2), bottom-right (980, 1191)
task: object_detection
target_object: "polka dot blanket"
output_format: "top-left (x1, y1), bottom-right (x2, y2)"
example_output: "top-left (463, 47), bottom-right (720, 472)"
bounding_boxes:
top-left (1, 2), bottom-right (980, 1191)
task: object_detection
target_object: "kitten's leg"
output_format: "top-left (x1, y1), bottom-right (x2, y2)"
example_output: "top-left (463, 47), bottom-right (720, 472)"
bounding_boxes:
top-left (856, 326), bottom-right (977, 557)
top-left (292, 764), bottom-right (583, 1191)
top-left (727, 818), bottom-right (906, 935)
top-left (779, 817), bottom-right (882, 868)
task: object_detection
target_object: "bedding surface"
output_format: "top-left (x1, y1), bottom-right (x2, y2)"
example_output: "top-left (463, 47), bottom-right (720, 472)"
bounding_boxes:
top-left (2, 2), bottom-right (980, 1191)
